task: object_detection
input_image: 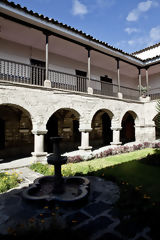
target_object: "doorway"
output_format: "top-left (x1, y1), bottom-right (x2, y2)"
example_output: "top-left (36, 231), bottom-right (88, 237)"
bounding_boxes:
top-left (30, 59), bottom-right (45, 86)
top-left (0, 119), bottom-right (5, 150)
top-left (75, 70), bottom-right (87, 92)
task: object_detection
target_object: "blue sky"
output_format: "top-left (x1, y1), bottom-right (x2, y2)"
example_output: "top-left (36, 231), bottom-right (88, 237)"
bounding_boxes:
top-left (9, 0), bottom-right (160, 53)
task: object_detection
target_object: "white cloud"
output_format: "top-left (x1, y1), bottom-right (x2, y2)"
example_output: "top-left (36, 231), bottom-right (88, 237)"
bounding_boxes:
top-left (125, 27), bottom-right (140, 34)
top-left (150, 26), bottom-right (160, 41)
top-left (138, 0), bottom-right (152, 12)
top-left (126, 1), bottom-right (158, 22)
top-left (127, 10), bottom-right (139, 21)
top-left (72, 0), bottom-right (88, 17)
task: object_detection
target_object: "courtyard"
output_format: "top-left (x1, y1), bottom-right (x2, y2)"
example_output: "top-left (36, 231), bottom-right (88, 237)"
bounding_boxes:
top-left (0, 145), bottom-right (159, 240)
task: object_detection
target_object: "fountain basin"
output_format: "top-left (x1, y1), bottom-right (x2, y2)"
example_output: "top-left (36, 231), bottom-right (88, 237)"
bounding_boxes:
top-left (23, 176), bottom-right (90, 205)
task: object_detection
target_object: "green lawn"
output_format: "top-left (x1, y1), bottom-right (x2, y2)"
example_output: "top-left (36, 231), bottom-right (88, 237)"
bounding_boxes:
top-left (30, 148), bottom-right (160, 201)
top-left (30, 148), bottom-right (160, 239)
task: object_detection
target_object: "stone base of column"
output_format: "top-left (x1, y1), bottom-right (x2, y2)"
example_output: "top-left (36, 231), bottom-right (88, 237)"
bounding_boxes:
top-left (87, 87), bottom-right (93, 94)
top-left (117, 92), bottom-right (123, 99)
top-left (44, 80), bottom-right (51, 88)
top-left (31, 152), bottom-right (47, 163)
top-left (78, 146), bottom-right (92, 151)
top-left (110, 142), bottom-right (122, 145)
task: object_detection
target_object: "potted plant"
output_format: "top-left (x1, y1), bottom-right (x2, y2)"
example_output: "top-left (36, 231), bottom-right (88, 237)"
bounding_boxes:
top-left (138, 85), bottom-right (147, 97)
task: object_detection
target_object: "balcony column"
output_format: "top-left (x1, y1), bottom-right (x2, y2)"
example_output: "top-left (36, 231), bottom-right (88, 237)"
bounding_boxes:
top-left (145, 67), bottom-right (151, 102)
top-left (44, 33), bottom-right (51, 88)
top-left (138, 68), bottom-right (142, 96)
top-left (145, 67), bottom-right (149, 95)
top-left (78, 128), bottom-right (92, 151)
top-left (87, 48), bottom-right (93, 94)
top-left (110, 127), bottom-right (122, 145)
top-left (116, 58), bottom-right (123, 99)
top-left (31, 130), bottom-right (47, 162)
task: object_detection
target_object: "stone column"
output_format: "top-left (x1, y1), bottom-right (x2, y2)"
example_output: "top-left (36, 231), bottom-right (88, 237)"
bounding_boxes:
top-left (116, 58), bottom-right (123, 99)
top-left (144, 124), bottom-right (156, 142)
top-left (32, 130), bottom-right (47, 162)
top-left (78, 128), bottom-right (92, 151)
top-left (44, 33), bottom-right (51, 88)
top-left (135, 125), bottom-right (145, 143)
top-left (110, 127), bottom-right (122, 145)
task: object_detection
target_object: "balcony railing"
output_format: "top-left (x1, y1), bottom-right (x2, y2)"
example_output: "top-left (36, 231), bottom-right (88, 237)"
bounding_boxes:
top-left (0, 58), bottom-right (141, 100)
top-left (149, 88), bottom-right (160, 100)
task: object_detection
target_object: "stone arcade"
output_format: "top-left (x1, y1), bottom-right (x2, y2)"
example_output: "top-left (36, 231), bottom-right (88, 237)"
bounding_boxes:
top-left (0, 0), bottom-right (160, 162)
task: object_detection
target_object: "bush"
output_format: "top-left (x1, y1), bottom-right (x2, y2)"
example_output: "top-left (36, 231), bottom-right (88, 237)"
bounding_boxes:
top-left (0, 172), bottom-right (21, 193)
top-left (30, 163), bottom-right (54, 176)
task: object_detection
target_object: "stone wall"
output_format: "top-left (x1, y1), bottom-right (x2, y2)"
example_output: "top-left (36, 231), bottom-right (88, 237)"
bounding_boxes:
top-left (0, 81), bottom-right (158, 159)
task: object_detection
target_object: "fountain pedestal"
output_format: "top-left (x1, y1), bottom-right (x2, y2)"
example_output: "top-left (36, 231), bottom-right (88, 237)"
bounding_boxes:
top-left (23, 137), bottom-right (90, 205)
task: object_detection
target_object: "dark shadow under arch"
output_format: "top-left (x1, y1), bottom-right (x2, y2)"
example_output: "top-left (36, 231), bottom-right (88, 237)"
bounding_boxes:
top-left (0, 104), bottom-right (33, 161)
top-left (90, 110), bottom-right (113, 149)
top-left (153, 114), bottom-right (160, 139)
top-left (120, 112), bottom-right (135, 144)
top-left (45, 108), bottom-right (81, 153)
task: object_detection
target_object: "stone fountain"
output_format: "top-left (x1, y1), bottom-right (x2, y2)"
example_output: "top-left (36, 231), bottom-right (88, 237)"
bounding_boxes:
top-left (23, 137), bottom-right (90, 205)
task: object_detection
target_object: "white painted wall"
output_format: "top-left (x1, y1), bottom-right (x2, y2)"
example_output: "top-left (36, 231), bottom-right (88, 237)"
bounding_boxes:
top-left (0, 38), bottom-right (141, 90)
top-left (134, 45), bottom-right (160, 60)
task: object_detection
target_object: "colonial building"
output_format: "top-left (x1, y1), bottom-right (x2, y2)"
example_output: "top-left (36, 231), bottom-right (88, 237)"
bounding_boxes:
top-left (0, 0), bottom-right (160, 161)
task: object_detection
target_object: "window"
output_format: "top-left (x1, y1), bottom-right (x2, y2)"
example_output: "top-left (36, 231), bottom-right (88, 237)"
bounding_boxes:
top-left (100, 75), bottom-right (113, 96)
top-left (100, 75), bottom-right (112, 83)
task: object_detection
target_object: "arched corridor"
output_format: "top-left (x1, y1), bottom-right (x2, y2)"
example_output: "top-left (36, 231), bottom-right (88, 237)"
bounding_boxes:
top-left (120, 112), bottom-right (136, 144)
top-left (153, 114), bottom-right (160, 140)
top-left (0, 104), bottom-right (33, 160)
top-left (45, 108), bottom-right (81, 153)
top-left (90, 110), bottom-right (112, 149)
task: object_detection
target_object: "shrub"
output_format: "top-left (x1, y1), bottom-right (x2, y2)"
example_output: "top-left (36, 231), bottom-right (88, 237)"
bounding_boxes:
top-left (30, 163), bottom-right (54, 176)
top-left (67, 155), bottom-right (83, 163)
top-left (0, 172), bottom-right (21, 193)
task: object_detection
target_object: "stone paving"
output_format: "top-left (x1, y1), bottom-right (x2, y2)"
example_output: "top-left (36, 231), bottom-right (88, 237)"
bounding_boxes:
top-left (0, 166), bottom-right (152, 240)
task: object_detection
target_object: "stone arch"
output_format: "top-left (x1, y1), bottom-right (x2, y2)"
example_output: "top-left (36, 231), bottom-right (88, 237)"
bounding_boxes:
top-left (90, 109), bottom-right (114, 149)
top-left (45, 108), bottom-right (81, 153)
top-left (153, 114), bottom-right (160, 140)
top-left (120, 110), bottom-right (138, 144)
top-left (0, 103), bottom-right (34, 160)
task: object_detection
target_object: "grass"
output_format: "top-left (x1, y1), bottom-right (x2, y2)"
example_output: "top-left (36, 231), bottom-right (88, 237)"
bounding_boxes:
top-left (30, 148), bottom-right (160, 201)
top-left (29, 148), bottom-right (160, 239)
top-left (0, 171), bottom-right (21, 193)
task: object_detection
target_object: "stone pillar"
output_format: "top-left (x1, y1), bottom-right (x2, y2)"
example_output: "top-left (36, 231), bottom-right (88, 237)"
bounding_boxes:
top-left (110, 127), bottom-right (122, 145)
top-left (32, 130), bottom-right (47, 162)
top-left (116, 58), bottom-right (123, 99)
top-left (144, 124), bottom-right (156, 142)
top-left (135, 125), bottom-right (145, 143)
top-left (78, 128), bottom-right (92, 151)
top-left (44, 33), bottom-right (51, 88)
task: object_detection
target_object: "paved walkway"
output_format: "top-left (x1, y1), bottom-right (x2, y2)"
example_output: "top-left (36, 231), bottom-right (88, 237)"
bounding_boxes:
top-left (0, 157), bottom-right (34, 170)
top-left (0, 158), bottom-right (152, 240)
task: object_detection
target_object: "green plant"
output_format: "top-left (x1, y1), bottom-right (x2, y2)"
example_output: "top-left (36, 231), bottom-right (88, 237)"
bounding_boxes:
top-left (0, 172), bottom-right (21, 193)
top-left (30, 163), bottom-right (54, 176)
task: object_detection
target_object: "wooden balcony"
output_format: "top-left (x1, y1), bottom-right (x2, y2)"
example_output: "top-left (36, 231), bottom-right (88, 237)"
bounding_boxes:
top-left (0, 58), bottom-right (145, 101)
